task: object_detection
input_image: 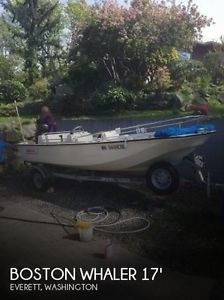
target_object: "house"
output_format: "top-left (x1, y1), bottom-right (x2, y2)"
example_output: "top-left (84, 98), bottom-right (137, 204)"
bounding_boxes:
top-left (192, 41), bottom-right (222, 61)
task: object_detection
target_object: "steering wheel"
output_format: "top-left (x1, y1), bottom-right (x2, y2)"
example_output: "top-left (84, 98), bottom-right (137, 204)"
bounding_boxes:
top-left (72, 126), bottom-right (84, 133)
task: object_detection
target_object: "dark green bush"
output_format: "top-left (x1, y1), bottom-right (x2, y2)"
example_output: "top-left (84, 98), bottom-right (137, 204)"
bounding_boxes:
top-left (170, 60), bottom-right (208, 89)
top-left (29, 78), bottom-right (50, 100)
top-left (93, 87), bottom-right (177, 112)
top-left (94, 86), bottom-right (137, 111)
top-left (0, 80), bottom-right (27, 103)
top-left (0, 100), bottom-right (45, 117)
top-left (0, 56), bottom-right (14, 81)
top-left (52, 93), bottom-right (91, 117)
top-left (203, 52), bottom-right (224, 85)
top-left (68, 64), bottom-right (103, 93)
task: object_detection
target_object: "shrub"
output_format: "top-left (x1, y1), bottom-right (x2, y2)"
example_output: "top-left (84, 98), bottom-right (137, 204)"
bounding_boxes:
top-left (177, 78), bottom-right (212, 108)
top-left (0, 56), bottom-right (14, 81)
top-left (207, 84), bottom-right (224, 102)
top-left (95, 87), bottom-right (136, 111)
top-left (151, 67), bottom-right (172, 94)
top-left (170, 60), bottom-right (207, 86)
top-left (52, 93), bottom-right (90, 117)
top-left (0, 80), bottom-right (27, 103)
top-left (29, 78), bottom-right (50, 100)
top-left (68, 65), bottom-right (103, 93)
top-left (203, 52), bottom-right (224, 84)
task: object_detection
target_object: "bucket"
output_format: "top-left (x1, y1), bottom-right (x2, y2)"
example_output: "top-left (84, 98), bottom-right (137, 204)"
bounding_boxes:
top-left (78, 226), bottom-right (93, 242)
top-left (75, 220), bottom-right (93, 242)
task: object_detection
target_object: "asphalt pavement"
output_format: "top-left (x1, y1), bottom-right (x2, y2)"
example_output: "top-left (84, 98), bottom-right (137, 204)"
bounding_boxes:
top-left (197, 119), bottom-right (224, 184)
top-left (0, 189), bottom-right (216, 300)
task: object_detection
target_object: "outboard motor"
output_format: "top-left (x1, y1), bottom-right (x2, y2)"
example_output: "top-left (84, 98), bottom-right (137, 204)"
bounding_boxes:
top-left (35, 119), bottom-right (49, 143)
top-left (36, 118), bottom-right (49, 133)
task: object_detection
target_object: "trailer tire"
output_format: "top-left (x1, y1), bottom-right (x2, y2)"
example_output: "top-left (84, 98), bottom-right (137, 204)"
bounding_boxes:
top-left (146, 162), bottom-right (179, 195)
top-left (31, 168), bottom-right (50, 191)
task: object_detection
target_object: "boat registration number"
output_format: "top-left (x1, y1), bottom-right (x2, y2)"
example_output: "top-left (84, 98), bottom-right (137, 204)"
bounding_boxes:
top-left (101, 144), bottom-right (125, 151)
top-left (25, 147), bottom-right (38, 155)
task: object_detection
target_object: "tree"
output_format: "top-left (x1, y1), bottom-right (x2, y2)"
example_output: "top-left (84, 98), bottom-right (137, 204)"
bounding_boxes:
top-left (170, 60), bottom-right (208, 89)
top-left (37, 3), bottom-right (66, 79)
top-left (66, 0), bottom-right (92, 61)
top-left (1, 0), bottom-right (62, 85)
top-left (69, 0), bottom-right (212, 89)
top-left (0, 55), bottom-right (14, 81)
top-left (203, 52), bottom-right (224, 85)
top-left (0, 16), bottom-right (14, 56)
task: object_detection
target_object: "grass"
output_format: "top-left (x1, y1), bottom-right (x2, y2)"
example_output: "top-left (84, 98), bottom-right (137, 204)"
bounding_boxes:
top-left (209, 99), bottom-right (224, 118)
top-left (0, 109), bottom-right (181, 124)
top-left (62, 109), bottom-right (183, 121)
top-left (60, 101), bottom-right (224, 120)
top-left (0, 101), bottom-right (223, 125)
top-left (0, 115), bottom-right (36, 125)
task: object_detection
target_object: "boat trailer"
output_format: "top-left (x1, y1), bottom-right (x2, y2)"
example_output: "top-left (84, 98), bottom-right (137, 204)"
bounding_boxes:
top-left (24, 153), bottom-right (209, 195)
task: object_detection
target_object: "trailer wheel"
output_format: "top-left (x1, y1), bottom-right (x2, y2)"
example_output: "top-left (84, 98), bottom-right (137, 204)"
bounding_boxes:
top-left (31, 168), bottom-right (49, 191)
top-left (146, 162), bottom-right (179, 195)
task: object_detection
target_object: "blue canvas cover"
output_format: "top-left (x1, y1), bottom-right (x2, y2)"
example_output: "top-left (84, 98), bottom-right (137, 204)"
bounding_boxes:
top-left (154, 124), bottom-right (215, 138)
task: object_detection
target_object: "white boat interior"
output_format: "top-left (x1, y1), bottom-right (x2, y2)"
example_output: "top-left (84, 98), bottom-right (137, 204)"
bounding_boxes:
top-left (35, 115), bottom-right (212, 145)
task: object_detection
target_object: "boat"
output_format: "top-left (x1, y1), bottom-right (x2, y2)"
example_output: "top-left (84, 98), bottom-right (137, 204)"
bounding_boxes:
top-left (17, 115), bottom-right (215, 194)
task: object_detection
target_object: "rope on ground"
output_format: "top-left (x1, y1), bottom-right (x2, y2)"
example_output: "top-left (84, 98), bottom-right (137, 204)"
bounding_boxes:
top-left (0, 206), bottom-right (151, 234)
top-left (75, 206), bottom-right (150, 234)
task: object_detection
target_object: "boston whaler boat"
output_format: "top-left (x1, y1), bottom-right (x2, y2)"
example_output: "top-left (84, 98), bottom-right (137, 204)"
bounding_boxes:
top-left (17, 115), bottom-right (215, 195)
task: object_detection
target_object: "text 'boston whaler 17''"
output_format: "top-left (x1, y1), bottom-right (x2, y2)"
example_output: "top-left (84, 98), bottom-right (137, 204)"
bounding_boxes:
top-left (17, 115), bottom-right (215, 195)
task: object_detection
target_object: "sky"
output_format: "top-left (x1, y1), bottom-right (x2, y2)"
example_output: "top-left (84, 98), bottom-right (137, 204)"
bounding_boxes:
top-left (186, 0), bottom-right (224, 42)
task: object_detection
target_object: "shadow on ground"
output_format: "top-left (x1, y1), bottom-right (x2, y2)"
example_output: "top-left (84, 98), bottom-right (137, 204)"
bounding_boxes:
top-left (1, 174), bottom-right (224, 279)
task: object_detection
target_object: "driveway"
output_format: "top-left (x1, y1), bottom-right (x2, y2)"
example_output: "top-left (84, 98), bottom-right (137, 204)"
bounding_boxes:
top-left (0, 186), bottom-right (217, 300)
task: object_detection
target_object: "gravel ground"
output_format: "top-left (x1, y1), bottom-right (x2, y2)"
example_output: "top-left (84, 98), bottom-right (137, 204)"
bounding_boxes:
top-left (0, 174), bottom-right (224, 279)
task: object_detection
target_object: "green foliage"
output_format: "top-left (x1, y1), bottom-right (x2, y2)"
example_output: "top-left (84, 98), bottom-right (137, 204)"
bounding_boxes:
top-left (54, 93), bottom-right (88, 117)
top-left (0, 17), bottom-right (14, 54)
top-left (0, 99), bottom-right (44, 117)
top-left (68, 63), bottom-right (103, 93)
top-left (176, 76), bottom-right (212, 108)
top-left (191, 75), bottom-right (211, 93)
top-left (151, 67), bottom-right (172, 94)
top-left (70, 0), bottom-right (211, 89)
top-left (29, 78), bottom-right (50, 100)
top-left (0, 80), bottom-right (27, 103)
top-left (0, 54), bottom-right (25, 83)
top-left (170, 60), bottom-right (208, 88)
top-left (0, 0), bottom-right (219, 116)
top-left (206, 84), bottom-right (224, 103)
top-left (0, 102), bottom-right (16, 117)
top-left (95, 87), bottom-right (137, 111)
top-left (1, 0), bottom-right (63, 85)
top-left (209, 98), bottom-right (224, 118)
top-left (0, 55), bottom-right (14, 81)
top-left (0, 101), bottom-right (23, 117)
top-left (66, 0), bottom-right (90, 25)
top-left (90, 87), bottom-right (178, 112)
top-left (203, 52), bottom-right (224, 84)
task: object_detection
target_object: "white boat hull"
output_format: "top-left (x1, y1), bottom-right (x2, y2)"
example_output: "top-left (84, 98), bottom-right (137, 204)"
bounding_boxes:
top-left (17, 134), bottom-right (209, 174)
